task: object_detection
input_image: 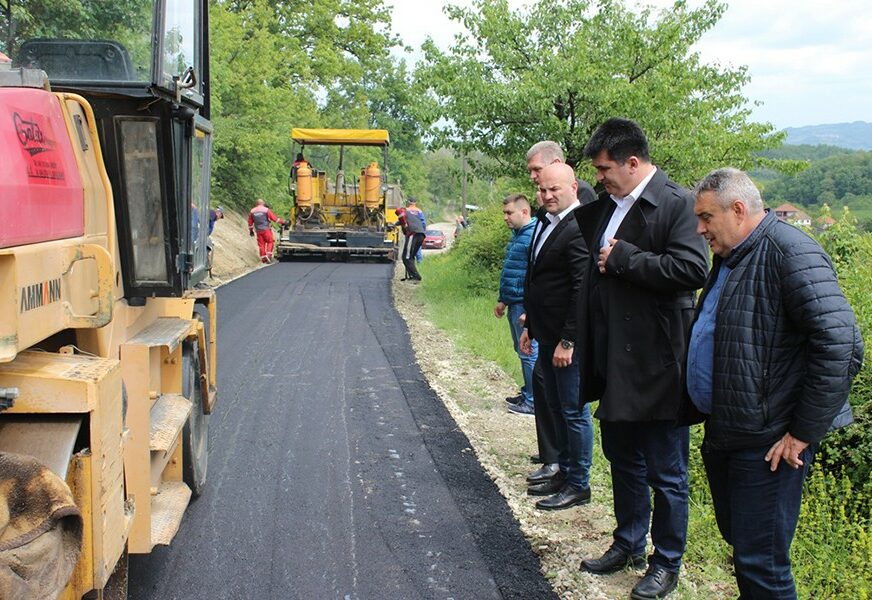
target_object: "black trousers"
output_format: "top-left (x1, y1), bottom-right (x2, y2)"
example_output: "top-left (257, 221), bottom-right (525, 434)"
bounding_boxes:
top-left (402, 233), bottom-right (425, 280)
top-left (533, 357), bottom-right (561, 464)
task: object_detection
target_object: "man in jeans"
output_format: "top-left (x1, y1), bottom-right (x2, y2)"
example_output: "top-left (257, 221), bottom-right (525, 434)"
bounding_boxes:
top-left (494, 194), bottom-right (538, 416)
top-left (686, 167), bottom-right (864, 599)
top-left (520, 163), bottom-right (593, 511)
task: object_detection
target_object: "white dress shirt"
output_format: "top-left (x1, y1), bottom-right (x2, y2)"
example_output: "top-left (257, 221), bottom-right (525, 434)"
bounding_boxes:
top-left (533, 201), bottom-right (581, 261)
top-left (600, 167), bottom-right (657, 249)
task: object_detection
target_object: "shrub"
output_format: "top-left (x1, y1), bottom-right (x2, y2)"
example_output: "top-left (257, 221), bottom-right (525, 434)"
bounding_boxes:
top-left (793, 468), bottom-right (872, 599)
top-left (451, 204), bottom-right (510, 294)
top-left (813, 210), bottom-right (872, 505)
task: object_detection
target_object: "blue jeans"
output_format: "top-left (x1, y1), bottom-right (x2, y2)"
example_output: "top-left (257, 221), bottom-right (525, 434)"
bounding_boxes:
top-left (702, 443), bottom-right (816, 599)
top-left (538, 344), bottom-right (593, 490)
top-left (507, 303), bottom-right (537, 406)
top-left (600, 421), bottom-right (689, 572)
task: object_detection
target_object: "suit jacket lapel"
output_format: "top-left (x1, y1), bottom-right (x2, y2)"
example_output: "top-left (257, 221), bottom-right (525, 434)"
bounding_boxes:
top-left (613, 201), bottom-right (647, 243)
top-left (529, 218), bottom-right (547, 265)
top-left (534, 213), bottom-right (572, 266)
top-left (576, 199), bottom-right (614, 250)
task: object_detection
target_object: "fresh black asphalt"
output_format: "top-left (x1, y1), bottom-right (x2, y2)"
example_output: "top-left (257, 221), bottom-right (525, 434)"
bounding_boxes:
top-left (129, 262), bottom-right (556, 599)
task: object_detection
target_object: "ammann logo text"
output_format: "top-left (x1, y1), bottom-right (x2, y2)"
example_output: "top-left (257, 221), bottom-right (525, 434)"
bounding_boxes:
top-left (20, 278), bottom-right (61, 312)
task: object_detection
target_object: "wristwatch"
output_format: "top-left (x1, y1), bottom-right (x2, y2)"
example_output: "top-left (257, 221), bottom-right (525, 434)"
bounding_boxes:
top-left (560, 339), bottom-right (575, 349)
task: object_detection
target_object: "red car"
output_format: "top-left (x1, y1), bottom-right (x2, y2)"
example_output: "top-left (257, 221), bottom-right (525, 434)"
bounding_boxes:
top-left (422, 229), bottom-right (446, 249)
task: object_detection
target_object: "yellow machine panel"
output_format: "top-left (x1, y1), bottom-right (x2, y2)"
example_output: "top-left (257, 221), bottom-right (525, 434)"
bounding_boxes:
top-left (280, 128), bottom-right (398, 260)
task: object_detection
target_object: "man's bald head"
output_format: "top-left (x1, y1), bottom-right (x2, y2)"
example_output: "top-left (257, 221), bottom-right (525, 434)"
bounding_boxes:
top-left (540, 163), bottom-right (575, 185)
top-left (537, 163), bottom-right (578, 214)
top-left (256, 198), bottom-right (265, 206)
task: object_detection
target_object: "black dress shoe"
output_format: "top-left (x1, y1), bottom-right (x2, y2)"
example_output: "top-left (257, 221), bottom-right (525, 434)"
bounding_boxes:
top-left (534, 484), bottom-right (590, 511)
top-left (631, 565), bottom-right (679, 599)
top-left (580, 545), bottom-right (647, 574)
top-left (527, 471), bottom-right (566, 496)
top-left (526, 463), bottom-right (559, 484)
top-left (504, 393), bottom-right (524, 405)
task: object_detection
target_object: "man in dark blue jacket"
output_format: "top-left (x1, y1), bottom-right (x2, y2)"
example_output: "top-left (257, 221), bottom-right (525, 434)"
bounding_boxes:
top-left (494, 194), bottom-right (539, 415)
top-left (687, 167), bottom-right (864, 599)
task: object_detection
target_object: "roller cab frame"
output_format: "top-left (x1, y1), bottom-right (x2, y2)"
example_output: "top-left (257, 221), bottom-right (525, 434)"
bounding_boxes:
top-left (0, 1), bottom-right (217, 597)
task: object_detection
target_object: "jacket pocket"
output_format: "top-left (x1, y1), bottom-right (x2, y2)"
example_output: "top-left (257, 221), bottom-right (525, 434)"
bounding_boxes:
top-left (760, 369), bottom-right (770, 426)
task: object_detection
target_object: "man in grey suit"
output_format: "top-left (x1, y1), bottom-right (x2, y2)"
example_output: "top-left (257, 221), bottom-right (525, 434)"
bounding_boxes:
top-left (574, 118), bottom-right (708, 599)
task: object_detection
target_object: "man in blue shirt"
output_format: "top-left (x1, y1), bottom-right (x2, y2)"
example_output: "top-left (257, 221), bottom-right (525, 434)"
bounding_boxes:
top-left (686, 167), bottom-right (863, 599)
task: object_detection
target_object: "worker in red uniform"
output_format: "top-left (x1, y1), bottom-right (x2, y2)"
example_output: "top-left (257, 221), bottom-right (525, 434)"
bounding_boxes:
top-left (395, 206), bottom-right (425, 281)
top-left (248, 198), bottom-right (285, 263)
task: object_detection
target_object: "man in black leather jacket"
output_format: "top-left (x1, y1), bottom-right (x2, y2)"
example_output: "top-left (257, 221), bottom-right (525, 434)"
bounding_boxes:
top-left (686, 167), bottom-right (864, 599)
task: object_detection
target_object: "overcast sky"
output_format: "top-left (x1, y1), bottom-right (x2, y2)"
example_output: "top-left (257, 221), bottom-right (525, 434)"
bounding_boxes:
top-left (389, 0), bottom-right (871, 130)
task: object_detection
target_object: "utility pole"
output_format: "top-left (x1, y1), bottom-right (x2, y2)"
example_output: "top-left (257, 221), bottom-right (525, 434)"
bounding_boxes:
top-left (460, 154), bottom-right (468, 220)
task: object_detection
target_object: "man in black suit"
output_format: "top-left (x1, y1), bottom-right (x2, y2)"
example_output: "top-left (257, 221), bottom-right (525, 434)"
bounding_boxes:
top-left (523, 141), bottom-right (596, 487)
top-left (575, 119), bottom-right (708, 599)
top-left (519, 163), bottom-right (594, 511)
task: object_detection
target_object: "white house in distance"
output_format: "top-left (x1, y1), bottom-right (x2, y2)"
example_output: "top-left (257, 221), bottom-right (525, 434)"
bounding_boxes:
top-left (774, 203), bottom-right (812, 227)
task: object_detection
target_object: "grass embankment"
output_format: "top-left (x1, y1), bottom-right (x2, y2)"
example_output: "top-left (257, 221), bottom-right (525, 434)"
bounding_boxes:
top-left (412, 209), bottom-right (871, 599)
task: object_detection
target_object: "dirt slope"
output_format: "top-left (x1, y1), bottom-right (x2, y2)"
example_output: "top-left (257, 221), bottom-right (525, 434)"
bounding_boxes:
top-left (207, 208), bottom-right (270, 284)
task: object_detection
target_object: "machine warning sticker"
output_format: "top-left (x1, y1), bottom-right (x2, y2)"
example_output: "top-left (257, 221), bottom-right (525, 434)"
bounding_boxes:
top-left (13, 111), bottom-right (66, 182)
top-left (20, 278), bottom-right (62, 313)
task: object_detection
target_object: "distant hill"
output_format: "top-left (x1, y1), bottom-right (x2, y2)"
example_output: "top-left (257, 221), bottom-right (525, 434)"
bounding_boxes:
top-left (783, 121), bottom-right (872, 150)
top-left (758, 144), bottom-right (860, 162)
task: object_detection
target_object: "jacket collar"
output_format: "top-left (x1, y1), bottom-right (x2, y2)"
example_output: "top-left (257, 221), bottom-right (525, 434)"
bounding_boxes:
top-left (513, 217), bottom-right (537, 237)
top-left (533, 212), bottom-right (574, 265)
top-left (609, 169), bottom-right (668, 243)
top-left (635, 167), bottom-right (666, 208)
top-left (723, 210), bottom-right (777, 269)
top-left (574, 168), bottom-right (668, 246)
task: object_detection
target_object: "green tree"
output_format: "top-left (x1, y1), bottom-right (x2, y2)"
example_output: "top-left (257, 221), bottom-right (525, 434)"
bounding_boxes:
top-left (764, 151), bottom-right (872, 207)
top-left (415, 0), bottom-right (780, 185)
top-left (321, 56), bottom-right (430, 200)
top-left (1, 0), bottom-right (148, 51)
top-left (209, 1), bottom-right (314, 210)
top-left (209, 0), bottom-right (398, 211)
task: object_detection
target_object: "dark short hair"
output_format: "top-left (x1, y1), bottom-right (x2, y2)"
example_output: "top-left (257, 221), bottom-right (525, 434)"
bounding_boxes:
top-left (583, 118), bottom-right (650, 164)
top-left (503, 193), bottom-right (530, 208)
